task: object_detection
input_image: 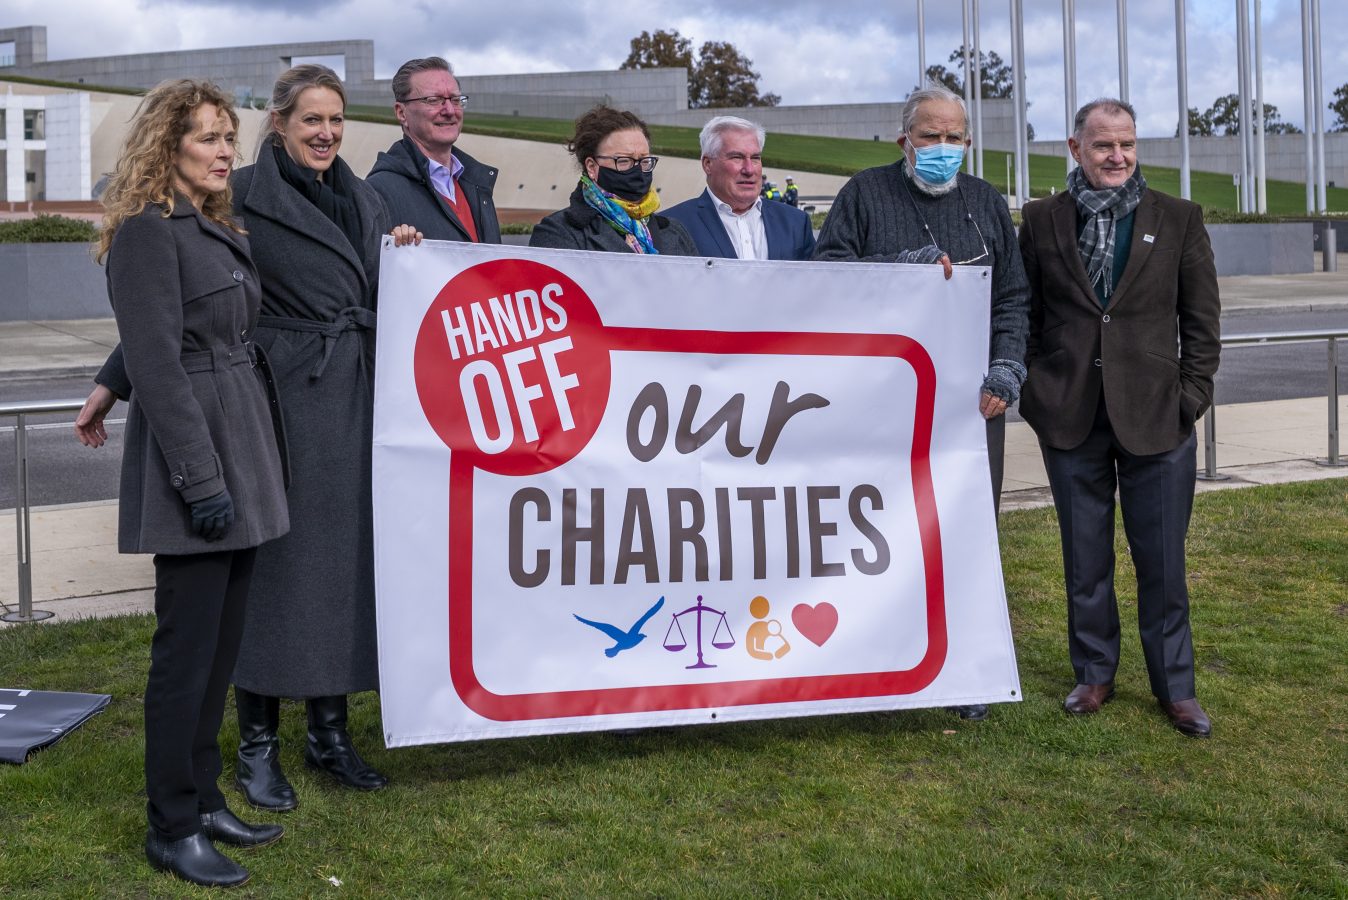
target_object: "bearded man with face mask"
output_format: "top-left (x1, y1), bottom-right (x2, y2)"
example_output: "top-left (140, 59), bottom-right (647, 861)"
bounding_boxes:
top-left (814, 83), bottom-right (1030, 723)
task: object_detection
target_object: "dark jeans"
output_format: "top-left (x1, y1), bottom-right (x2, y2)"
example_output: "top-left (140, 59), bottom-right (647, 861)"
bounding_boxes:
top-left (1041, 400), bottom-right (1198, 703)
top-left (144, 548), bottom-right (256, 839)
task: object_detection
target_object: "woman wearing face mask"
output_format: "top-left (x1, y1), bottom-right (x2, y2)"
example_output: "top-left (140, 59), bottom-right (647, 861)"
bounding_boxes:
top-left (80, 65), bottom-right (421, 811)
top-left (529, 106), bottom-right (696, 255)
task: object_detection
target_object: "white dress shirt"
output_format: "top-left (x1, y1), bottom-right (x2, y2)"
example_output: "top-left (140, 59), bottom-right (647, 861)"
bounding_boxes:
top-left (711, 190), bottom-right (768, 260)
top-left (427, 154), bottom-right (465, 202)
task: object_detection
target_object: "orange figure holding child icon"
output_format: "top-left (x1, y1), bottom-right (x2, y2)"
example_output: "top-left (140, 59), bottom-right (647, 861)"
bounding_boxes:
top-left (745, 595), bottom-right (791, 660)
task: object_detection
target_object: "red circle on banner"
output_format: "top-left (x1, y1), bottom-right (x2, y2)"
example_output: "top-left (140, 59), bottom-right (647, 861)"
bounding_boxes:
top-left (413, 259), bottom-right (609, 476)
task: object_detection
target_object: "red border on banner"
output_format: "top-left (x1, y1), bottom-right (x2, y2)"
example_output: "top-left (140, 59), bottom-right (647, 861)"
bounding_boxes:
top-left (448, 326), bottom-right (946, 720)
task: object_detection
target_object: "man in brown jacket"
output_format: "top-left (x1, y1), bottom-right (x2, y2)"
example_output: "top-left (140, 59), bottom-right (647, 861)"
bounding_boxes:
top-left (1017, 98), bottom-right (1220, 737)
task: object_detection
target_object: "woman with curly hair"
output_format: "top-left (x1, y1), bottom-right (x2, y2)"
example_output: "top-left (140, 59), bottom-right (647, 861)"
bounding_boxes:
top-left (97, 78), bottom-right (290, 887)
top-left (82, 65), bottom-right (421, 814)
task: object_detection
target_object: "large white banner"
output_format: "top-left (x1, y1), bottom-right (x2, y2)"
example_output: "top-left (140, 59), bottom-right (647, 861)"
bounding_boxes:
top-left (373, 240), bottom-right (1019, 746)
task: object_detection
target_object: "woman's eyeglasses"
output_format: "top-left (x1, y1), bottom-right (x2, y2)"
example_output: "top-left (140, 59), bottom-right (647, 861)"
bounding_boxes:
top-left (592, 155), bottom-right (661, 173)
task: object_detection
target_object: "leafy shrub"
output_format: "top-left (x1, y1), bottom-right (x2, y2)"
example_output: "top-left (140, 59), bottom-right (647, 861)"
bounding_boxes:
top-left (0, 215), bottom-right (99, 244)
top-left (501, 222), bottom-right (536, 235)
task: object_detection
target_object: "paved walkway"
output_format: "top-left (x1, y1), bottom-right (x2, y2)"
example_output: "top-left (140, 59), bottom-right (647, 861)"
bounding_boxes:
top-left (3, 270), bottom-right (1348, 626)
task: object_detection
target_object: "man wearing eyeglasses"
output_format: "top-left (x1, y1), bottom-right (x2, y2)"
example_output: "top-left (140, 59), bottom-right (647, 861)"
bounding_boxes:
top-left (814, 82), bottom-right (1029, 723)
top-left (367, 56), bottom-right (501, 244)
top-left (664, 116), bottom-right (816, 261)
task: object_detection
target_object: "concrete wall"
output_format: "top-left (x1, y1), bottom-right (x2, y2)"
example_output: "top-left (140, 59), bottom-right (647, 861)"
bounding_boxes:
top-left (7, 38), bottom-right (376, 108)
top-left (1208, 222), bottom-right (1314, 275)
top-left (348, 68), bottom-right (688, 119)
top-left (1029, 132), bottom-right (1348, 187)
top-left (646, 98), bottom-right (1018, 146)
top-left (0, 242), bottom-right (106, 321)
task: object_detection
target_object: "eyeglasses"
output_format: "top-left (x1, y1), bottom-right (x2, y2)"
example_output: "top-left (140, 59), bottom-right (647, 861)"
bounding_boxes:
top-left (900, 177), bottom-right (991, 266)
top-left (402, 94), bottom-right (469, 109)
top-left (938, 213), bottom-right (990, 266)
top-left (592, 154), bottom-right (660, 173)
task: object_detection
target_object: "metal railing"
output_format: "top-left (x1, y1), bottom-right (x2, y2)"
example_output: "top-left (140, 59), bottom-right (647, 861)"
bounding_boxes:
top-left (2, 329), bottom-right (1346, 623)
top-left (1, 399), bottom-right (89, 622)
top-left (1199, 328), bottom-right (1348, 480)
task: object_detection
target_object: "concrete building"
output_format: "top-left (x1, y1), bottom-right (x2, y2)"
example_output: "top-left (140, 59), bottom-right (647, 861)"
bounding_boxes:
top-left (0, 25), bottom-right (686, 118)
top-left (1, 85), bottom-right (89, 202)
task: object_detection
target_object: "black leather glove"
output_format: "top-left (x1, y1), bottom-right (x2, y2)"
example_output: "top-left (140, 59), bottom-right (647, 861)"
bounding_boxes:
top-left (190, 488), bottom-right (234, 542)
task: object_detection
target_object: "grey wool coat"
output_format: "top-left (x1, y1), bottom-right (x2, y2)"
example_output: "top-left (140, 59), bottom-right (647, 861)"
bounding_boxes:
top-left (529, 185), bottom-right (698, 255)
top-left (228, 147), bottom-right (391, 697)
top-left (107, 199), bottom-right (289, 555)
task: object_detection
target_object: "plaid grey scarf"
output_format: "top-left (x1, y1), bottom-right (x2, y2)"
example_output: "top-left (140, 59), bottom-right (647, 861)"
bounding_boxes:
top-left (1067, 164), bottom-right (1146, 299)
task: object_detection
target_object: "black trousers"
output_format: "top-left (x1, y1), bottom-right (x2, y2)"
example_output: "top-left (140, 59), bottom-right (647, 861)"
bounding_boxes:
top-left (1040, 399), bottom-right (1198, 703)
top-left (987, 413), bottom-right (1006, 516)
top-left (144, 548), bottom-right (256, 839)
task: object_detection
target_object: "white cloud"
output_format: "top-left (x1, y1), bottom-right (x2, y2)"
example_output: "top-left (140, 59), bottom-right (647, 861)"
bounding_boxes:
top-left (4, 0), bottom-right (1346, 137)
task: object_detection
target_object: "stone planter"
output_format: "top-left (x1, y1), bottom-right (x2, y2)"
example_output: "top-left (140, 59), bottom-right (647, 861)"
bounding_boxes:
top-left (0, 242), bottom-right (107, 322)
top-left (1206, 222), bottom-right (1313, 276)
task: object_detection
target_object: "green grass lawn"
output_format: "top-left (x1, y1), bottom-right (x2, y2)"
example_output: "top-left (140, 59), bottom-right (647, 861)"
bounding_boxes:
top-left (2, 479), bottom-right (1346, 896)
top-left (347, 107), bottom-right (1348, 215)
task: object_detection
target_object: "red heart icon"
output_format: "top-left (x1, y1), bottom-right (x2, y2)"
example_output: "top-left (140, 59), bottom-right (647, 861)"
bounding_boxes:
top-left (791, 602), bottom-right (838, 647)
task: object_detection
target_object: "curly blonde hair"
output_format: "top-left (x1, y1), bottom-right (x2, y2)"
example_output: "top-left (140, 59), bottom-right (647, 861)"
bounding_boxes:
top-left (97, 79), bottom-right (243, 262)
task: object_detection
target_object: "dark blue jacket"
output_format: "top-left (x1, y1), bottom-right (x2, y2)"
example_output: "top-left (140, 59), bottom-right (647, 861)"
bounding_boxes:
top-left (664, 189), bottom-right (816, 261)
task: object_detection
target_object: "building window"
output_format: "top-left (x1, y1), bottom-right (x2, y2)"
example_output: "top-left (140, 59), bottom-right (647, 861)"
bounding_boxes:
top-left (0, 41), bottom-right (15, 68)
top-left (24, 109), bottom-right (45, 141)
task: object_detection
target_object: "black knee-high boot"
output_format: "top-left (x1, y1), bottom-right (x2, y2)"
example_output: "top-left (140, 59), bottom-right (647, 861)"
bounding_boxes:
top-left (234, 687), bottom-right (297, 811)
top-left (303, 695), bottom-right (388, 791)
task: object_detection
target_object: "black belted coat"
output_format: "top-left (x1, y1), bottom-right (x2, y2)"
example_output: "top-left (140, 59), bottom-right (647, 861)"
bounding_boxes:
top-left (227, 148), bottom-right (390, 697)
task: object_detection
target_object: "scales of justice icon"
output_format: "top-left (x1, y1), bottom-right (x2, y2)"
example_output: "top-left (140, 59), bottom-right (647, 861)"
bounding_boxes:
top-left (662, 595), bottom-right (736, 669)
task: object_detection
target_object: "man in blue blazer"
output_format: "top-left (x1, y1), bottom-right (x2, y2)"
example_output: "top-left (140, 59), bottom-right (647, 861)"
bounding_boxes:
top-left (664, 116), bottom-right (816, 261)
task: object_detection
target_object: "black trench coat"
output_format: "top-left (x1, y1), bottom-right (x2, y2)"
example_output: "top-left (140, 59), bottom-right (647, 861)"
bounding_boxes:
top-left (226, 147), bottom-right (391, 697)
top-left (107, 199), bottom-right (289, 556)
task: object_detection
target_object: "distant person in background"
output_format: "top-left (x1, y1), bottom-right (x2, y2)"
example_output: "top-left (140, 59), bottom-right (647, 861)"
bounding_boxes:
top-left (664, 116), bottom-right (815, 261)
top-left (761, 180), bottom-right (783, 202)
top-left (367, 56), bottom-right (501, 244)
top-left (90, 78), bottom-right (289, 888)
top-left (1018, 98), bottom-right (1220, 737)
top-left (814, 82), bottom-right (1029, 723)
top-left (530, 105), bottom-right (696, 255)
top-left (783, 175), bottom-right (800, 207)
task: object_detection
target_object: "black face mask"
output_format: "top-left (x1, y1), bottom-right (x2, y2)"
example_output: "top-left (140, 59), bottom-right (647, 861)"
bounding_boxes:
top-left (594, 164), bottom-right (653, 201)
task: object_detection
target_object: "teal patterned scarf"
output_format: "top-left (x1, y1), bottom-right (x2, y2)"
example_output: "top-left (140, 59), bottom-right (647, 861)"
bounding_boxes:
top-left (579, 175), bottom-right (658, 254)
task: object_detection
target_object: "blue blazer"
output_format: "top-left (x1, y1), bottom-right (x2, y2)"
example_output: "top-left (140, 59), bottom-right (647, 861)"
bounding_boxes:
top-left (664, 189), bottom-right (817, 261)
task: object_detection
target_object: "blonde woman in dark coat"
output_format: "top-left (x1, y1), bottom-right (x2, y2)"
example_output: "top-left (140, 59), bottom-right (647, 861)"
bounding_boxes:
top-left (93, 79), bottom-right (289, 888)
top-left (83, 65), bottom-right (420, 812)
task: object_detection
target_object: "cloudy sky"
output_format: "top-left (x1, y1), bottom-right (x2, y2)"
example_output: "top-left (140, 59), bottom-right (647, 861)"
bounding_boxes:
top-left (6, 0), bottom-right (1346, 139)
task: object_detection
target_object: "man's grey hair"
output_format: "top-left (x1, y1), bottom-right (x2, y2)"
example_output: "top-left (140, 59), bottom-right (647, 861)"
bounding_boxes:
top-left (901, 81), bottom-right (969, 136)
top-left (1073, 98), bottom-right (1136, 138)
top-left (393, 56), bottom-right (455, 102)
top-left (699, 115), bottom-right (766, 158)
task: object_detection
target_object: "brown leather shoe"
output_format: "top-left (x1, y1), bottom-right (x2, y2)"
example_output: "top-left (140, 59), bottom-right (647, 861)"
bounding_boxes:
top-left (1063, 683), bottom-right (1115, 715)
top-left (1160, 698), bottom-right (1212, 737)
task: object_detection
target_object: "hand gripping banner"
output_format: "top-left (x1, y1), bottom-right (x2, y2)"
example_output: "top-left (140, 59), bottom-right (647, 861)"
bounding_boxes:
top-left (372, 241), bottom-right (1020, 745)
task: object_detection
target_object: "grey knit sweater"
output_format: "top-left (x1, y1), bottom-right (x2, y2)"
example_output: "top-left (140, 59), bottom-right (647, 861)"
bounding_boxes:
top-left (813, 160), bottom-right (1030, 366)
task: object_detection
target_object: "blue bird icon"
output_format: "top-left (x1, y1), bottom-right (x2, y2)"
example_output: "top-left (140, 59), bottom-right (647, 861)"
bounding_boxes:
top-left (573, 597), bottom-right (666, 657)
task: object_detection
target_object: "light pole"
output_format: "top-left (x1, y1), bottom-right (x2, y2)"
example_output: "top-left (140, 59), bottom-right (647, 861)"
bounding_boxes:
top-left (1176, 0), bottom-right (1192, 199)
top-left (1062, 0), bottom-right (1077, 175)
top-left (1117, 0), bottom-right (1130, 103)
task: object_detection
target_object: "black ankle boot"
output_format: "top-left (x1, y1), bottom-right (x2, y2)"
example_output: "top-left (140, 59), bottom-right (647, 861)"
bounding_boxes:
top-left (145, 830), bottom-right (249, 888)
top-left (200, 807), bottom-right (284, 848)
top-left (234, 687), bottom-right (298, 811)
top-left (303, 695), bottom-right (388, 791)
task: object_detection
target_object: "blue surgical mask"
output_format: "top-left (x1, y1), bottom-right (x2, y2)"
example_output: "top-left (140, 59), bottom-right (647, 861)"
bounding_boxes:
top-left (910, 143), bottom-right (965, 185)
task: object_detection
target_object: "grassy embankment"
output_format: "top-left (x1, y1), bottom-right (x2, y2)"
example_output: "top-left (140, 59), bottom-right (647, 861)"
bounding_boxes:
top-left (2, 479), bottom-right (1345, 896)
